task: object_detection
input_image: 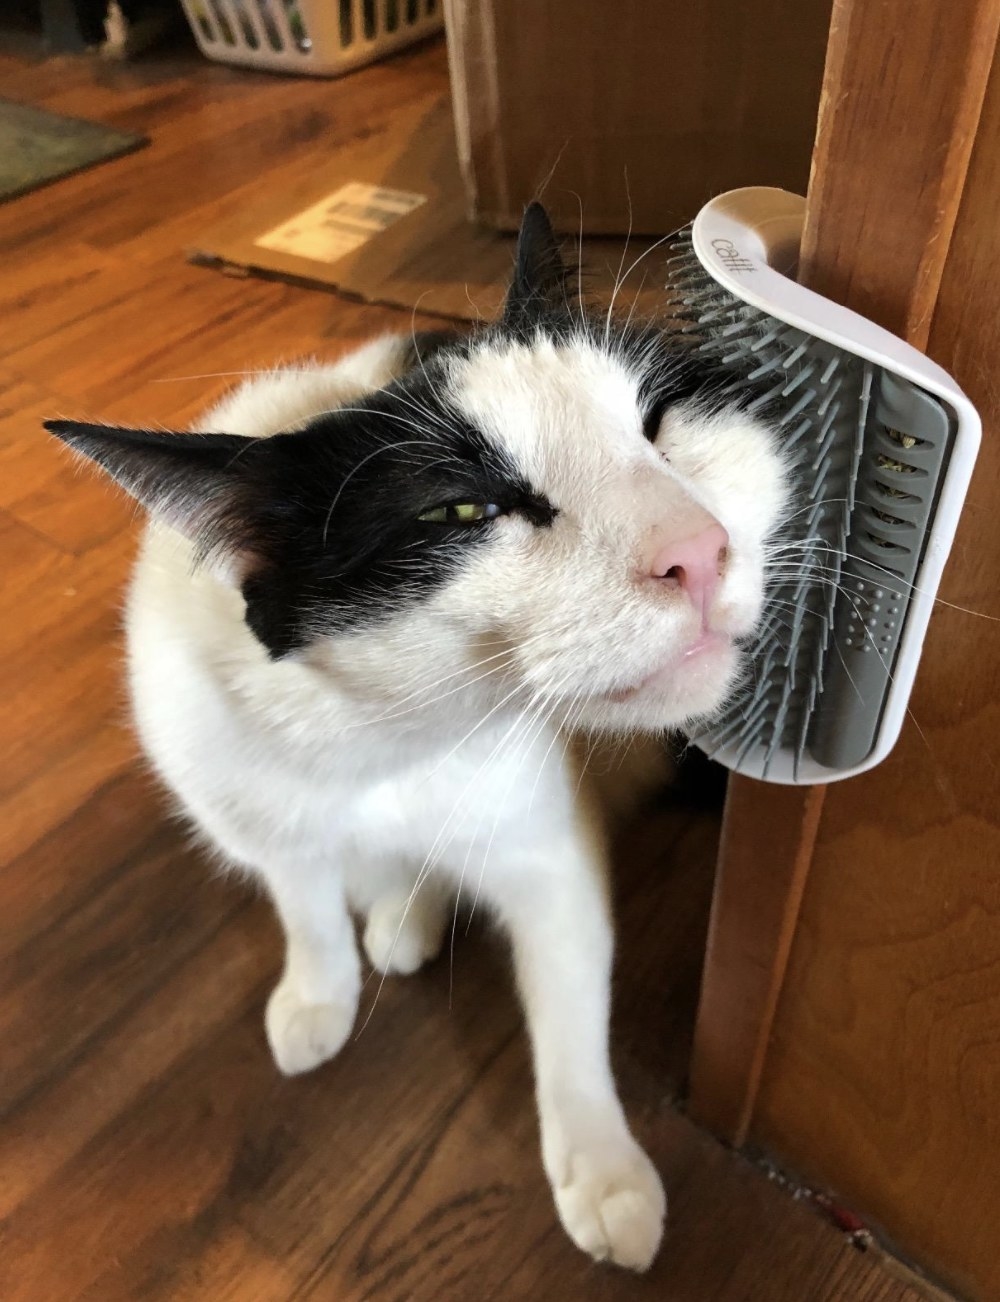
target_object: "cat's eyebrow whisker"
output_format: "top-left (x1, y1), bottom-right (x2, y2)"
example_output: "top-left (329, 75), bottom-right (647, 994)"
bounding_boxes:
top-left (604, 231), bottom-right (677, 339)
top-left (574, 192), bottom-right (586, 328)
top-left (320, 437), bottom-right (451, 545)
top-left (380, 386), bottom-right (465, 441)
top-left (311, 404), bottom-right (445, 444)
top-left (408, 296), bottom-right (438, 394)
top-left (620, 270), bottom-right (651, 338)
top-left (604, 168), bottom-right (635, 349)
top-left (305, 378), bottom-right (467, 447)
top-left (462, 281), bottom-right (486, 322)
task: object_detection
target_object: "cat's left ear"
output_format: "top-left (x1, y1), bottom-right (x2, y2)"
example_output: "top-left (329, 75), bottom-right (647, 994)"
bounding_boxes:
top-left (504, 202), bottom-right (572, 319)
top-left (45, 420), bottom-right (271, 581)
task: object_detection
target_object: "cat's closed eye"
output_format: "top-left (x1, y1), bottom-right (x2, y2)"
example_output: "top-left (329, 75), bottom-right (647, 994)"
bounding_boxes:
top-left (418, 501), bottom-right (503, 525)
top-left (642, 396), bottom-right (670, 447)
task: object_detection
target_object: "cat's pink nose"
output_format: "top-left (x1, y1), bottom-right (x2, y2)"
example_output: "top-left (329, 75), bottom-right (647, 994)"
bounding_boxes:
top-left (648, 523), bottom-right (729, 617)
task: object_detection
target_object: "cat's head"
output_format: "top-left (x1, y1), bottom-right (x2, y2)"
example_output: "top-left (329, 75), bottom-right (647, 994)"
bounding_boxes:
top-left (47, 204), bottom-right (787, 735)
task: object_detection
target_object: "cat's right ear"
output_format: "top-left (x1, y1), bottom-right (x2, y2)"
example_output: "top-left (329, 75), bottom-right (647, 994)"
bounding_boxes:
top-left (45, 420), bottom-right (268, 581)
top-left (504, 202), bottom-right (572, 321)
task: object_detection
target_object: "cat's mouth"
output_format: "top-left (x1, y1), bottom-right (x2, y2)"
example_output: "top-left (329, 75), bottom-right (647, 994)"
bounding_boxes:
top-left (604, 631), bottom-right (734, 704)
top-left (680, 630), bottom-right (725, 660)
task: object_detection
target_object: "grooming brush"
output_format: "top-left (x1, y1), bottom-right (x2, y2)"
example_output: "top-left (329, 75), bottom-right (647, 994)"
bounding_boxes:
top-left (662, 187), bottom-right (980, 784)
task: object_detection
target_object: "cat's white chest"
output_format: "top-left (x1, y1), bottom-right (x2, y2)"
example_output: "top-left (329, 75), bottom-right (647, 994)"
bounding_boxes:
top-left (334, 718), bottom-right (574, 875)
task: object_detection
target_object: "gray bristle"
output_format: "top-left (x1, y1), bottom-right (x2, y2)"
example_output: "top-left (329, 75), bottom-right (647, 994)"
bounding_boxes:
top-left (664, 226), bottom-right (953, 777)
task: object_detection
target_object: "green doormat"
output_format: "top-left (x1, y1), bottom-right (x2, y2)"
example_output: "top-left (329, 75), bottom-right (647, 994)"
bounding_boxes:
top-left (0, 99), bottom-right (147, 202)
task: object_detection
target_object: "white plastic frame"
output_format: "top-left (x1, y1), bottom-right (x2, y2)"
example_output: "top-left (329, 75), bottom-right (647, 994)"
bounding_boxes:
top-left (690, 187), bottom-right (981, 784)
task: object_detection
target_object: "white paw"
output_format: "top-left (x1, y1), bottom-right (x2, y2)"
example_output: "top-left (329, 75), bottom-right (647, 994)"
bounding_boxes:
top-left (552, 1140), bottom-right (666, 1272)
top-left (363, 891), bottom-right (447, 976)
top-left (265, 979), bottom-right (355, 1075)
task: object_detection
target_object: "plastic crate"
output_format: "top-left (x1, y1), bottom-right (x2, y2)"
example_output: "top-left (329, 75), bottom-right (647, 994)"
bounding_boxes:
top-left (180, 0), bottom-right (443, 77)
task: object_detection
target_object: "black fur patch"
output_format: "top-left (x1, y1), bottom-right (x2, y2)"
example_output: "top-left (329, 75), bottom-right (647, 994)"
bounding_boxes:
top-left (46, 378), bottom-right (550, 659)
top-left (504, 202), bottom-right (574, 326)
top-left (45, 203), bottom-right (758, 660)
top-left (239, 381), bottom-right (554, 656)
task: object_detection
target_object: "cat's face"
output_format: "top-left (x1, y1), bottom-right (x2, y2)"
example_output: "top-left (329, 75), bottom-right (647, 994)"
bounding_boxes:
top-left (47, 205), bottom-right (787, 735)
top-left (436, 334), bottom-right (785, 732)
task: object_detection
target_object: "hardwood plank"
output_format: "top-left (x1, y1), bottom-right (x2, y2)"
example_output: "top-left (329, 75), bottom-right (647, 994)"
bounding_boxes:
top-left (0, 373), bottom-right (135, 553)
top-left (0, 769), bottom-right (155, 952)
top-left (0, 541), bottom-right (133, 802)
top-left (0, 46), bottom-right (449, 263)
top-left (0, 898), bottom-right (270, 1222)
top-left (0, 823), bottom-right (241, 1118)
top-left (0, 243), bottom-right (124, 355)
top-left (491, 1131), bottom-right (927, 1302)
top-left (0, 720), bottom-right (135, 867)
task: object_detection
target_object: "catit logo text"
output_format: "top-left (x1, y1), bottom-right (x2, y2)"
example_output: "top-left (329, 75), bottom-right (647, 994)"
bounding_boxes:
top-left (711, 239), bottom-right (755, 274)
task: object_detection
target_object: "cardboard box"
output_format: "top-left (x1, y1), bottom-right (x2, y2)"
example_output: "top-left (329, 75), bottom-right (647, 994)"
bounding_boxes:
top-left (445, 0), bottom-right (833, 235)
top-left (191, 92), bottom-right (665, 324)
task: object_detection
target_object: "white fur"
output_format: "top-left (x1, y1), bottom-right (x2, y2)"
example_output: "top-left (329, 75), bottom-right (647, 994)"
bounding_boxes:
top-left (125, 333), bottom-right (786, 1271)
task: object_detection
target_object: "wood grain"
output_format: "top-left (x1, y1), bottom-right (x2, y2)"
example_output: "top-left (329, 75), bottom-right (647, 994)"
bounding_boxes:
top-left (450, 0), bottom-right (832, 234)
top-left (799, 0), bottom-right (1000, 350)
top-left (689, 783), bottom-right (825, 1144)
top-left (742, 7), bottom-right (1000, 1301)
top-left (0, 32), bottom-right (930, 1302)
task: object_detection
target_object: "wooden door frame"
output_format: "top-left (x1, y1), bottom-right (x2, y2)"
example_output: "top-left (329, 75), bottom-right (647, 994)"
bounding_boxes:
top-left (688, 0), bottom-right (1000, 1146)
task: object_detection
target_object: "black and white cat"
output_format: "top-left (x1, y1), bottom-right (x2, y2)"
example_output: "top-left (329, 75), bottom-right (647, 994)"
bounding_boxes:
top-left (47, 205), bottom-right (787, 1271)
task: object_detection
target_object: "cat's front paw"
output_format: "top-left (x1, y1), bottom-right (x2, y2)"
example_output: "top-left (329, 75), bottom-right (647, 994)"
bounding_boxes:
top-left (552, 1138), bottom-right (666, 1272)
top-left (363, 889), bottom-right (447, 976)
top-left (265, 979), bottom-right (355, 1075)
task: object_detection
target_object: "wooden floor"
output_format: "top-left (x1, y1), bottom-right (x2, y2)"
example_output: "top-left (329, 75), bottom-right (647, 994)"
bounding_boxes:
top-left (0, 31), bottom-right (935, 1302)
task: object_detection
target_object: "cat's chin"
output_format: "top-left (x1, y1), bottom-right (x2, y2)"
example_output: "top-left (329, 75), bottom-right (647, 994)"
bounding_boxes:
top-left (578, 636), bottom-right (741, 732)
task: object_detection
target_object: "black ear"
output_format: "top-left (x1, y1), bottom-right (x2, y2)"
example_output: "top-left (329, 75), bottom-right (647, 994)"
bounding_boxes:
top-left (504, 202), bottom-right (571, 319)
top-left (45, 420), bottom-right (265, 573)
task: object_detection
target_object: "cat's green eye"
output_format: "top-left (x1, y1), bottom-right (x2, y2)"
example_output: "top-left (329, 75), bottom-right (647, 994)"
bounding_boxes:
top-left (418, 502), bottom-right (502, 525)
